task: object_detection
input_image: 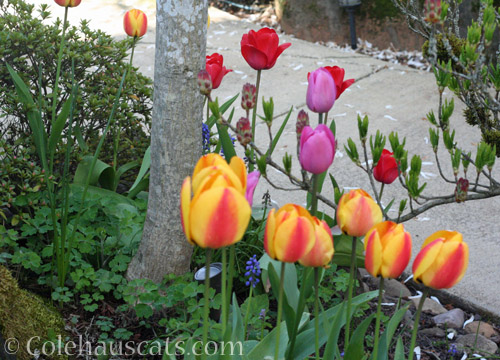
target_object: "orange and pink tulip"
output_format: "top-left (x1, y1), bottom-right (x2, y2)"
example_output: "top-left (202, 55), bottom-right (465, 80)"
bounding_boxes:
top-left (54, 0), bottom-right (81, 7)
top-left (264, 204), bottom-right (316, 263)
top-left (299, 217), bottom-right (334, 268)
top-left (412, 230), bottom-right (469, 289)
top-left (336, 189), bottom-right (383, 237)
top-left (181, 154), bottom-right (251, 249)
top-left (364, 221), bottom-right (411, 278)
top-left (123, 9), bottom-right (148, 38)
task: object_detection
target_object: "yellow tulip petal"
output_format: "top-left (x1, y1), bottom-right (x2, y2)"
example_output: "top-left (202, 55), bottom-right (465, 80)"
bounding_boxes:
top-left (264, 208), bottom-right (277, 259)
top-left (229, 156), bottom-right (247, 192)
top-left (299, 219), bottom-right (334, 267)
top-left (424, 240), bottom-right (469, 289)
top-left (364, 229), bottom-right (383, 277)
top-left (421, 230), bottom-right (461, 249)
top-left (190, 187), bottom-right (251, 248)
top-left (412, 238), bottom-right (443, 282)
top-left (180, 177), bottom-right (194, 245)
top-left (381, 232), bottom-right (411, 279)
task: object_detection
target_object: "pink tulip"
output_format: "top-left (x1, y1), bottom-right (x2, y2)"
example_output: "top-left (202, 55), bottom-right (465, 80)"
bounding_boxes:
top-left (299, 124), bottom-right (336, 174)
top-left (306, 68), bottom-right (336, 113)
top-left (245, 171), bottom-right (260, 206)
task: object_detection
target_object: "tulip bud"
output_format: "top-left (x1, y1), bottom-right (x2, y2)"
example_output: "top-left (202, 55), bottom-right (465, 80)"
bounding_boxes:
top-left (373, 149), bottom-right (399, 185)
top-left (197, 70), bottom-right (212, 96)
top-left (236, 117), bottom-right (252, 147)
top-left (54, 0), bottom-right (81, 7)
top-left (306, 67), bottom-right (336, 113)
top-left (299, 124), bottom-right (336, 174)
top-left (264, 204), bottom-right (316, 263)
top-left (424, 0), bottom-right (442, 24)
top-left (296, 110), bottom-right (310, 141)
top-left (455, 177), bottom-right (469, 203)
top-left (299, 217), bottom-right (334, 268)
top-left (413, 230), bottom-right (469, 289)
top-left (336, 189), bottom-right (383, 237)
top-left (123, 9), bottom-right (148, 38)
top-left (241, 83), bottom-right (257, 111)
top-left (364, 221), bottom-right (411, 279)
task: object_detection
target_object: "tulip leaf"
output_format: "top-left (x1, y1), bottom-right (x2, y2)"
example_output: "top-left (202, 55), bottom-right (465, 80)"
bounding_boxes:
top-left (268, 106), bottom-right (293, 156)
top-left (183, 337), bottom-right (196, 360)
top-left (394, 337), bottom-right (405, 360)
top-left (207, 93), bottom-right (239, 129)
top-left (115, 160), bottom-right (140, 190)
top-left (344, 313), bottom-right (375, 359)
top-left (332, 234), bottom-right (365, 267)
top-left (231, 293), bottom-right (244, 343)
top-left (129, 145), bottom-right (151, 194)
top-left (373, 305), bottom-right (410, 360)
top-left (216, 123), bottom-right (237, 162)
top-left (290, 292), bottom-right (377, 360)
top-left (267, 263), bottom-right (298, 337)
top-left (322, 302), bottom-right (345, 360)
top-left (48, 97), bottom-right (71, 160)
top-left (246, 318), bottom-right (288, 359)
top-left (74, 155), bottom-right (115, 190)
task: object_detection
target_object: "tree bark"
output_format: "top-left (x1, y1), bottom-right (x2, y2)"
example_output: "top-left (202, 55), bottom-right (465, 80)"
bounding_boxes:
top-left (127, 0), bottom-right (207, 282)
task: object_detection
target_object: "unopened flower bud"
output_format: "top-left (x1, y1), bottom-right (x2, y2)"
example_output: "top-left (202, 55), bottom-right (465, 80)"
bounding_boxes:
top-left (455, 178), bottom-right (469, 203)
top-left (296, 110), bottom-right (310, 140)
top-left (424, 0), bottom-right (442, 24)
top-left (236, 117), bottom-right (252, 147)
top-left (197, 70), bottom-right (212, 96)
top-left (241, 83), bottom-right (257, 111)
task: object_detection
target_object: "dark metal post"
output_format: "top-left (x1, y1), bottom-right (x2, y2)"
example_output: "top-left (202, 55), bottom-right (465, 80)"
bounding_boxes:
top-left (347, 7), bottom-right (357, 49)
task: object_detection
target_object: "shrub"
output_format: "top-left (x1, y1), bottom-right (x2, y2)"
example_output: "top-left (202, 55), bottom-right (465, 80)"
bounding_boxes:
top-left (0, 0), bottom-right (152, 175)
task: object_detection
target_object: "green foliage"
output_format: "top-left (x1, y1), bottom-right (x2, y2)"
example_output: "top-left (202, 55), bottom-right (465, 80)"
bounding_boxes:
top-left (422, 33), bottom-right (465, 70)
top-left (0, 0), bottom-right (152, 173)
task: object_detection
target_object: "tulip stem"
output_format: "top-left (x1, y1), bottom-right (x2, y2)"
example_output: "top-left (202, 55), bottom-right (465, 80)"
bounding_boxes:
top-left (372, 277), bottom-right (384, 358)
top-left (314, 267), bottom-right (320, 360)
top-left (249, 70), bottom-right (261, 172)
top-left (408, 288), bottom-right (429, 360)
top-left (202, 248), bottom-right (213, 360)
top-left (227, 245), bottom-right (235, 315)
top-left (221, 247), bottom-right (227, 339)
top-left (378, 183), bottom-right (385, 203)
top-left (318, 112), bottom-right (323, 125)
top-left (311, 174), bottom-right (320, 216)
top-left (274, 262), bottom-right (286, 360)
top-left (113, 36), bottom-right (137, 176)
top-left (345, 236), bottom-right (357, 346)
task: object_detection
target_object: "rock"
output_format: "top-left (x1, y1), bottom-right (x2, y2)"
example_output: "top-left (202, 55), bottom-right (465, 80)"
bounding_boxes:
top-left (420, 327), bottom-right (446, 338)
top-left (403, 310), bottom-right (414, 329)
top-left (411, 297), bottom-right (447, 315)
top-left (432, 308), bottom-right (465, 329)
top-left (383, 279), bottom-right (411, 298)
top-left (455, 334), bottom-right (498, 355)
top-left (464, 321), bottom-right (499, 339)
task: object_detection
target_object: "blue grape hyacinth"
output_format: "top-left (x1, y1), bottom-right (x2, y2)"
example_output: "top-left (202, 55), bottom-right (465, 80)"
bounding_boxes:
top-left (245, 255), bottom-right (261, 288)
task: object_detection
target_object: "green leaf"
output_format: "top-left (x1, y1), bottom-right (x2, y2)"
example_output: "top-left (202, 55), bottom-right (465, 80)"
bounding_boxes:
top-left (48, 97), bottom-right (71, 158)
top-left (332, 235), bottom-right (365, 267)
top-left (268, 106), bottom-right (293, 156)
top-left (267, 263), bottom-right (297, 338)
top-left (74, 155), bottom-right (115, 190)
top-left (129, 145), bottom-right (151, 193)
top-left (394, 337), bottom-right (405, 360)
top-left (344, 313), bottom-right (375, 359)
top-left (231, 293), bottom-right (244, 342)
top-left (115, 160), bottom-right (139, 189)
top-left (374, 305), bottom-right (409, 360)
top-left (322, 303), bottom-right (345, 359)
top-left (246, 319), bottom-right (288, 359)
top-left (207, 93), bottom-right (239, 129)
top-left (216, 123), bottom-right (236, 162)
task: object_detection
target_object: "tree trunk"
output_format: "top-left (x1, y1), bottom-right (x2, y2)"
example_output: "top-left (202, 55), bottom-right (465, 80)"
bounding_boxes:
top-left (127, 0), bottom-right (207, 282)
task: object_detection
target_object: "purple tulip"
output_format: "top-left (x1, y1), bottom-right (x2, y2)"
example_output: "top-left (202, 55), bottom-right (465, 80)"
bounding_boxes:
top-left (306, 67), bottom-right (336, 113)
top-left (245, 170), bottom-right (260, 206)
top-left (299, 125), bottom-right (336, 174)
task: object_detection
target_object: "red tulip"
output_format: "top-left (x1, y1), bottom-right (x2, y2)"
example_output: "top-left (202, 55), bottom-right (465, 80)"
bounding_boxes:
top-left (206, 53), bottom-right (232, 90)
top-left (323, 66), bottom-right (355, 99)
top-left (373, 149), bottom-right (399, 185)
top-left (306, 67), bottom-right (336, 113)
top-left (240, 28), bottom-right (291, 70)
top-left (123, 9), bottom-right (148, 37)
top-left (54, 0), bottom-right (81, 7)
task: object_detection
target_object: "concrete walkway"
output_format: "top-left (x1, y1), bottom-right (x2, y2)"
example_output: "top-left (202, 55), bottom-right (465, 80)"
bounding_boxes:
top-left (28, 0), bottom-right (500, 319)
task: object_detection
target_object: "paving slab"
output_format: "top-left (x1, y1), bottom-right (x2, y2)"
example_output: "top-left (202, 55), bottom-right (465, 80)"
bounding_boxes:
top-left (26, 0), bottom-right (500, 319)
